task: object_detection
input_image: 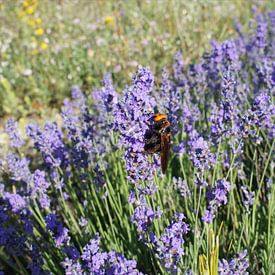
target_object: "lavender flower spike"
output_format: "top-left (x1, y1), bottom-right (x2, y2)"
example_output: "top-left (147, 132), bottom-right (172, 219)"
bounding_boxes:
top-left (152, 213), bottom-right (190, 273)
top-left (219, 249), bottom-right (249, 275)
top-left (5, 119), bottom-right (25, 148)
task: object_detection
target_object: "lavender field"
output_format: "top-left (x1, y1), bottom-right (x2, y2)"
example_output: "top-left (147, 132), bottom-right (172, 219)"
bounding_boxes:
top-left (0, 1), bottom-right (274, 274)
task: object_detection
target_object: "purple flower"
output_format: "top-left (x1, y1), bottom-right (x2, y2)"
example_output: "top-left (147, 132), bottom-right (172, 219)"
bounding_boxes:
top-left (31, 169), bottom-right (51, 208)
top-left (55, 227), bottom-right (70, 247)
top-left (173, 141), bottom-right (185, 156)
top-left (113, 65), bottom-right (157, 184)
top-left (203, 179), bottom-right (230, 224)
top-left (210, 103), bottom-right (226, 140)
top-left (211, 179), bottom-right (231, 207)
top-left (63, 84), bottom-right (111, 171)
top-left (210, 40), bottom-right (223, 65)
top-left (188, 131), bottom-right (215, 171)
top-left (71, 85), bottom-right (85, 104)
top-left (220, 69), bottom-right (238, 123)
top-left (81, 234), bottom-right (101, 262)
top-left (241, 186), bottom-right (255, 212)
top-left (79, 216), bottom-right (88, 227)
top-left (239, 93), bottom-right (275, 140)
top-left (156, 66), bottom-right (180, 134)
top-left (45, 213), bottom-right (58, 231)
top-left (38, 194), bottom-right (50, 209)
top-left (96, 73), bottom-right (118, 113)
top-left (254, 17), bottom-right (267, 49)
top-left (106, 251), bottom-right (142, 274)
top-left (65, 246), bottom-right (80, 260)
top-left (137, 183), bottom-right (158, 196)
top-left (181, 105), bottom-right (194, 134)
top-left (45, 214), bottom-right (70, 247)
top-left (131, 198), bottom-right (162, 235)
top-left (26, 123), bottom-right (69, 169)
top-left (62, 96), bottom-right (91, 169)
top-left (152, 213), bottom-right (190, 273)
top-left (61, 258), bottom-right (83, 275)
top-left (4, 192), bottom-right (26, 213)
top-left (5, 154), bottom-right (31, 183)
top-left (81, 234), bottom-right (143, 274)
top-left (219, 249), bottom-right (249, 275)
top-left (5, 119), bottom-right (24, 148)
top-left (0, 227), bottom-right (26, 256)
top-left (222, 40), bottom-right (239, 66)
top-left (202, 209), bottom-right (216, 224)
top-left (32, 170), bottom-right (50, 193)
top-left (173, 177), bottom-right (190, 198)
top-left (251, 93), bottom-right (274, 129)
top-left (27, 243), bottom-right (44, 275)
top-left (254, 58), bottom-right (275, 91)
top-left (173, 51), bottom-right (186, 85)
top-left (87, 249), bottom-right (107, 273)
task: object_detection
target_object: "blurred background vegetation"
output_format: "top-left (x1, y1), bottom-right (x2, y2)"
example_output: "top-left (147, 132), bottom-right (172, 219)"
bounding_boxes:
top-left (0, 0), bottom-right (273, 120)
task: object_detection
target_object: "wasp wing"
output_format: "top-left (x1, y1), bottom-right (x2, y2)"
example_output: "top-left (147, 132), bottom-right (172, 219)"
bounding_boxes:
top-left (161, 132), bottom-right (171, 173)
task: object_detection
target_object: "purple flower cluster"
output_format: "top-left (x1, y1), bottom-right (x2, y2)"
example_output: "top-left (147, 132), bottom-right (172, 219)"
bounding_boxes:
top-left (62, 89), bottom-right (92, 169)
top-left (240, 186), bottom-right (255, 212)
top-left (0, 190), bottom-right (43, 269)
top-left (220, 69), bottom-right (238, 123)
top-left (0, 226), bottom-right (26, 256)
top-left (188, 131), bottom-right (216, 172)
top-left (130, 196), bottom-right (162, 235)
top-left (4, 119), bottom-right (25, 148)
top-left (158, 66), bottom-right (181, 134)
top-left (173, 51), bottom-right (186, 85)
top-left (4, 153), bottom-right (31, 183)
top-left (27, 122), bottom-right (69, 169)
top-left (254, 16), bottom-right (268, 49)
top-left (45, 213), bottom-right (70, 247)
top-left (113, 66), bottom-right (163, 237)
top-left (31, 169), bottom-right (51, 208)
top-left (62, 233), bottom-right (143, 274)
top-left (173, 177), bottom-right (190, 198)
top-left (219, 250), bottom-right (249, 275)
top-left (114, 65), bottom-right (157, 182)
top-left (150, 213), bottom-right (190, 273)
top-left (62, 83), bottom-right (115, 172)
top-left (3, 192), bottom-right (26, 213)
top-left (93, 73), bottom-right (118, 114)
top-left (202, 179), bottom-right (230, 224)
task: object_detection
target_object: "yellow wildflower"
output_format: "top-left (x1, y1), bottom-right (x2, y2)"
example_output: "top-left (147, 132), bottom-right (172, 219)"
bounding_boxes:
top-left (35, 28), bottom-right (44, 35)
top-left (40, 42), bottom-right (48, 50)
top-left (104, 16), bottom-right (115, 27)
top-left (27, 6), bottom-right (34, 15)
top-left (23, 1), bottom-right (29, 8)
top-left (35, 17), bottom-right (42, 25)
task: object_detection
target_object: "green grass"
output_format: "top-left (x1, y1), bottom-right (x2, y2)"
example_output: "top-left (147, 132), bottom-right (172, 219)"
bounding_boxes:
top-left (0, 0), bottom-right (272, 118)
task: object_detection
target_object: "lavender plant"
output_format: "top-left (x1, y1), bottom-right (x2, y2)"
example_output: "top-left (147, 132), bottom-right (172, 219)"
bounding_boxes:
top-left (0, 11), bottom-right (274, 275)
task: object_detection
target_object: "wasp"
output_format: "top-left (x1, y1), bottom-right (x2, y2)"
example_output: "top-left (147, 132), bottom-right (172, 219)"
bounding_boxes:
top-left (144, 113), bottom-right (171, 173)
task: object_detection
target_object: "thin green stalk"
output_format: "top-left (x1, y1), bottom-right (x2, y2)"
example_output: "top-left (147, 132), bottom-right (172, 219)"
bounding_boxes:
top-left (58, 189), bottom-right (82, 245)
top-left (193, 186), bottom-right (203, 272)
top-left (252, 140), bottom-right (274, 233)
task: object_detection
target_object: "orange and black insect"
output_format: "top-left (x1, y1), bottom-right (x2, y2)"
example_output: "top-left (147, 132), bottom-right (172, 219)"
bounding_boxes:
top-left (144, 113), bottom-right (171, 173)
